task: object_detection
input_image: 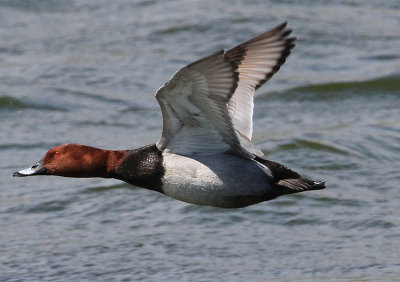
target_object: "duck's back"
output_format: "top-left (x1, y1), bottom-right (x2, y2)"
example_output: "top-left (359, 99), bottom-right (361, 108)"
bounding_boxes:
top-left (161, 152), bottom-right (274, 208)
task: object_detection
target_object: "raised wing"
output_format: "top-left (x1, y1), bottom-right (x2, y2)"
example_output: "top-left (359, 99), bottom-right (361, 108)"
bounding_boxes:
top-left (225, 22), bottom-right (296, 145)
top-left (156, 23), bottom-right (295, 158)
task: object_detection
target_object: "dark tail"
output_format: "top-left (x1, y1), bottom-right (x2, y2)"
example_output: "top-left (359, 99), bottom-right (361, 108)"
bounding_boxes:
top-left (274, 178), bottom-right (325, 194)
top-left (255, 156), bottom-right (326, 196)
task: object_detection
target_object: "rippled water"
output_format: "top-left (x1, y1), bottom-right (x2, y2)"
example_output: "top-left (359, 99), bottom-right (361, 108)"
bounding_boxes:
top-left (1, 0), bottom-right (400, 281)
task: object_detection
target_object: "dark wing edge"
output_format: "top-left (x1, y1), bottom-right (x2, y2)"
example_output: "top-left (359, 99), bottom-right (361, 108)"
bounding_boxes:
top-left (225, 22), bottom-right (296, 92)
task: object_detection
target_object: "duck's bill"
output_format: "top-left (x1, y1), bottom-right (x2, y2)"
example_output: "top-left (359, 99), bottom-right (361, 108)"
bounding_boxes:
top-left (13, 160), bottom-right (47, 177)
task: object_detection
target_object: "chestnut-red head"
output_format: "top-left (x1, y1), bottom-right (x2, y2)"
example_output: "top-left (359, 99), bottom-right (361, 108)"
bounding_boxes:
top-left (13, 144), bottom-right (110, 178)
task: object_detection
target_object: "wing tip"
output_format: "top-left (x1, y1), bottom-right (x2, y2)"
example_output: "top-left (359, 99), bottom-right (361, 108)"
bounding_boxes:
top-left (253, 23), bottom-right (296, 89)
top-left (276, 21), bottom-right (288, 31)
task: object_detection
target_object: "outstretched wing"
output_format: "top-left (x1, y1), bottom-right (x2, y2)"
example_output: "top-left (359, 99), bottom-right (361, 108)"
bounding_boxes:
top-left (156, 23), bottom-right (295, 158)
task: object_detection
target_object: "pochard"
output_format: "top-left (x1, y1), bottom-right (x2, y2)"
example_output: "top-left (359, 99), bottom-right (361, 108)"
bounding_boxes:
top-left (14, 23), bottom-right (325, 208)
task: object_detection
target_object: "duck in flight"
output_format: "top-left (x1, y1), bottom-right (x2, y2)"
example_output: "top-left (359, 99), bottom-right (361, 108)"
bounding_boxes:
top-left (14, 23), bottom-right (325, 208)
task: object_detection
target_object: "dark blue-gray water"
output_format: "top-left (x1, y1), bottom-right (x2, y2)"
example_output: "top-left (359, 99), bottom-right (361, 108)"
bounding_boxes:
top-left (1, 0), bottom-right (400, 281)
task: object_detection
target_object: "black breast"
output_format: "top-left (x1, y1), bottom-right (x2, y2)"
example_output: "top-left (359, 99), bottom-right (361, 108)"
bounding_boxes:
top-left (114, 144), bottom-right (164, 192)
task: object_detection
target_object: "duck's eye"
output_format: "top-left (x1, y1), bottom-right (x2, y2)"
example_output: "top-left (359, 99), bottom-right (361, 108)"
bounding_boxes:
top-left (55, 151), bottom-right (60, 156)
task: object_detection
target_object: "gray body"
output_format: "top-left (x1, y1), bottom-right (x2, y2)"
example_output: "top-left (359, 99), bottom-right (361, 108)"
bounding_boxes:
top-left (161, 153), bottom-right (274, 208)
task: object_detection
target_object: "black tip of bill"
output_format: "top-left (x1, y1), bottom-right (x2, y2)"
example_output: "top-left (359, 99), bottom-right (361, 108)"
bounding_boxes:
top-left (13, 171), bottom-right (26, 177)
